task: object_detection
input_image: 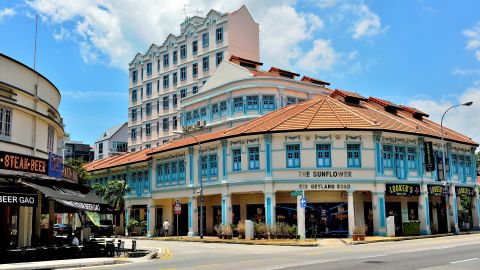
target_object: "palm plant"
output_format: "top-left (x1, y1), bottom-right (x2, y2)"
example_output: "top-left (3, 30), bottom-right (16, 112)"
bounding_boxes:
top-left (92, 180), bottom-right (130, 227)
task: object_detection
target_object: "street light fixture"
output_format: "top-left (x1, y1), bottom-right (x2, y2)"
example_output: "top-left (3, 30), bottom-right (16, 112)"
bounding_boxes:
top-left (173, 130), bottom-right (204, 239)
top-left (440, 101), bottom-right (473, 233)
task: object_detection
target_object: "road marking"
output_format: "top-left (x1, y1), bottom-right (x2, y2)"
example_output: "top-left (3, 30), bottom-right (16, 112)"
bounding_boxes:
top-left (161, 247), bottom-right (174, 260)
top-left (450, 258), bottom-right (478, 264)
top-left (358, 254), bottom-right (388, 259)
top-left (274, 256), bottom-right (290, 260)
top-left (239, 260), bottom-right (258, 263)
top-left (196, 263), bottom-right (220, 268)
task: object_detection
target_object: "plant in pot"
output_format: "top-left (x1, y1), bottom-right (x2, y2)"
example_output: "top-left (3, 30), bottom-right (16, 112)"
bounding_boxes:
top-left (254, 222), bottom-right (267, 239)
top-left (214, 224), bottom-right (224, 239)
top-left (269, 224), bottom-right (278, 239)
top-left (237, 223), bottom-right (245, 239)
top-left (288, 224), bottom-right (297, 239)
top-left (127, 219), bottom-right (139, 235)
top-left (223, 224), bottom-right (233, 239)
top-left (278, 223), bottom-right (288, 239)
top-left (353, 225), bottom-right (366, 241)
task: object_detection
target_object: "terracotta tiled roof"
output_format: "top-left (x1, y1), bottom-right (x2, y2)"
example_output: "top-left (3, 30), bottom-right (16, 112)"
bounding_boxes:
top-left (330, 89), bottom-right (367, 100)
top-left (229, 55), bottom-right (263, 66)
top-left (301, 76), bottom-right (330, 86)
top-left (249, 70), bottom-right (279, 77)
top-left (368, 97), bottom-right (400, 108)
top-left (399, 105), bottom-right (429, 117)
top-left (87, 95), bottom-right (477, 171)
top-left (268, 67), bottom-right (300, 77)
top-left (84, 148), bottom-right (152, 172)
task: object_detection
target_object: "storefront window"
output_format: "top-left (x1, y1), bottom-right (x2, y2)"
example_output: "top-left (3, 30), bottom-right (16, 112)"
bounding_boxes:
top-left (383, 145), bottom-right (393, 168)
top-left (347, 144), bottom-right (361, 168)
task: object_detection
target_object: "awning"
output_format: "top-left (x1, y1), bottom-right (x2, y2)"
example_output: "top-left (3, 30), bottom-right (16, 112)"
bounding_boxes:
top-left (20, 179), bottom-right (111, 212)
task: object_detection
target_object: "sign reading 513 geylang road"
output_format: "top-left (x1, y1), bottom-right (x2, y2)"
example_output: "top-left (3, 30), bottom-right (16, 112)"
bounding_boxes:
top-left (0, 151), bottom-right (48, 175)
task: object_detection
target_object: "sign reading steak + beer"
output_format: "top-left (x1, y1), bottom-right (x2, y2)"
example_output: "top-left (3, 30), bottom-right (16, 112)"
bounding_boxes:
top-left (0, 151), bottom-right (47, 175)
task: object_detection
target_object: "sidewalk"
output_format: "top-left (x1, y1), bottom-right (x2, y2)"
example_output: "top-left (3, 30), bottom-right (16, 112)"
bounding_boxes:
top-left (0, 258), bottom-right (129, 270)
top-left (118, 230), bottom-right (480, 247)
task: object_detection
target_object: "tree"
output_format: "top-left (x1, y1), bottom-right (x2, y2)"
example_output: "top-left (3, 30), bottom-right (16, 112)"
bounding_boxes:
top-left (65, 158), bottom-right (91, 185)
top-left (92, 180), bottom-right (130, 227)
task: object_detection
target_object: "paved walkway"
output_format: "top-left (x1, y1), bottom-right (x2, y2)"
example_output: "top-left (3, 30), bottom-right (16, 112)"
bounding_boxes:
top-left (0, 258), bottom-right (129, 270)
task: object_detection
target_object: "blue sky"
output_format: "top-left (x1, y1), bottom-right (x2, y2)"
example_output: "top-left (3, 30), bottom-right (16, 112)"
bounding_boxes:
top-left (1, 0), bottom-right (479, 145)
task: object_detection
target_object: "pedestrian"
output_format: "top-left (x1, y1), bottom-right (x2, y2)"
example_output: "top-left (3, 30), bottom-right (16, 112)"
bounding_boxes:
top-left (163, 220), bottom-right (170, 237)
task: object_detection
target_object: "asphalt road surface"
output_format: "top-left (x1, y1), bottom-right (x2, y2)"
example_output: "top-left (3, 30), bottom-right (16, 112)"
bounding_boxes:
top-left (86, 234), bottom-right (480, 270)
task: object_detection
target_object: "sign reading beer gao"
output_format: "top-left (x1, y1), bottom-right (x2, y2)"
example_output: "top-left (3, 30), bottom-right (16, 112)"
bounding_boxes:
top-left (0, 151), bottom-right (48, 175)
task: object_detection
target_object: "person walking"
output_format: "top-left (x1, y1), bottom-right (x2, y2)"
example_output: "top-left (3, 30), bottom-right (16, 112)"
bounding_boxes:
top-left (163, 220), bottom-right (170, 237)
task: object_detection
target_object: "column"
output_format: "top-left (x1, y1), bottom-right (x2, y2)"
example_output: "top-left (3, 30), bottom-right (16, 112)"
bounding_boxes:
top-left (227, 98), bottom-right (233, 117)
top-left (188, 147), bottom-right (194, 186)
top-left (33, 191), bottom-right (42, 246)
top-left (347, 191), bottom-right (355, 237)
top-left (473, 192), bottom-right (480, 230)
top-left (242, 96), bottom-right (247, 115)
top-left (449, 185), bottom-right (460, 233)
top-left (48, 199), bottom-right (55, 242)
top-left (188, 195), bottom-right (198, 236)
top-left (297, 194), bottom-right (305, 239)
top-left (221, 140), bottom-right (227, 182)
top-left (125, 207), bottom-right (131, 236)
top-left (147, 204), bottom-right (154, 237)
top-left (265, 192), bottom-right (276, 226)
top-left (418, 184), bottom-right (431, 235)
top-left (372, 192), bottom-right (387, 236)
top-left (264, 134), bottom-right (272, 179)
top-left (221, 194), bottom-right (232, 225)
top-left (471, 148), bottom-right (477, 181)
top-left (373, 132), bottom-right (383, 176)
top-left (258, 95), bottom-right (263, 114)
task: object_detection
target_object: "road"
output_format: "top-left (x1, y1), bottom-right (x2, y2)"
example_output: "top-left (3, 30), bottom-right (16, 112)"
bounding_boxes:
top-left (89, 234), bottom-right (480, 270)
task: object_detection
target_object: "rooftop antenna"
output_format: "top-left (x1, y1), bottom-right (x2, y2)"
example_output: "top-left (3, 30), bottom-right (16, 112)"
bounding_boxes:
top-left (181, 4), bottom-right (192, 19)
top-left (33, 14), bottom-right (38, 70)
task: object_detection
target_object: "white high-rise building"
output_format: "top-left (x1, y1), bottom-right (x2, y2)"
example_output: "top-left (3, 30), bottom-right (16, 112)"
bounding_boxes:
top-left (128, 6), bottom-right (260, 151)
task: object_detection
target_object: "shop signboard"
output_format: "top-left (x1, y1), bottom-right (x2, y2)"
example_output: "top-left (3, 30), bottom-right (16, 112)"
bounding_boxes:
top-left (386, 184), bottom-right (420, 196)
top-left (455, 186), bottom-right (475, 197)
top-left (0, 184), bottom-right (37, 206)
top-left (174, 203), bottom-right (182, 215)
top-left (48, 152), bottom-right (64, 178)
top-left (428, 185), bottom-right (449, 196)
top-left (0, 151), bottom-right (48, 175)
top-left (424, 141), bottom-right (434, 172)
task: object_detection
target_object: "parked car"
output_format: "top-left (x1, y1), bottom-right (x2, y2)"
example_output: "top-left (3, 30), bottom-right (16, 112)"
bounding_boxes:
top-left (53, 224), bottom-right (72, 236)
top-left (85, 220), bottom-right (114, 237)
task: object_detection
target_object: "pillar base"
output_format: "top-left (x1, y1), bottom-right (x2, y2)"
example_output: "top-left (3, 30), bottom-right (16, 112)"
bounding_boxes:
top-left (187, 231), bottom-right (198, 237)
top-left (373, 231), bottom-right (387, 237)
top-left (420, 229), bottom-right (431, 235)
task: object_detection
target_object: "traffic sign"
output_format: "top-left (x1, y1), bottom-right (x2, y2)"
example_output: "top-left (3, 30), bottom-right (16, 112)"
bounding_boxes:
top-left (300, 197), bottom-right (307, 208)
top-left (174, 203), bottom-right (181, 214)
top-left (290, 190), bottom-right (303, 197)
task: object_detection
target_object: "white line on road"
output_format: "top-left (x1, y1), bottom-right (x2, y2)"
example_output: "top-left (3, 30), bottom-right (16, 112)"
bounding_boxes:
top-left (450, 258), bottom-right (478, 264)
top-left (358, 254), bottom-right (388, 259)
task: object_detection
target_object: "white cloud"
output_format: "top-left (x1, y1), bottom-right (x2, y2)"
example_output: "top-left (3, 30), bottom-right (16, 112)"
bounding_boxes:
top-left (348, 3), bottom-right (386, 39)
top-left (407, 84), bottom-right (480, 145)
top-left (0, 7), bottom-right (16, 22)
top-left (452, 67), bottom-right (480, 76)
top-left (62, 90), bottom-right (127, 101)
top-left (315, 0), bottom-right (337, 9)
top-left (463, 22), bottom-right (480, 62)
top-left (25, 0), bottom-right (382, 75)
top-left (295, 39), bottom-right (336, 73)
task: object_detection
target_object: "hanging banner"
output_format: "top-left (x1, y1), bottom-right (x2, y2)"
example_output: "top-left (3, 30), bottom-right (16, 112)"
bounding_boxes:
top-left (386, 184), bottom-right (421, 196)
top-left (86, 211), bottom-right (101, 227)
top-left (455, 186), bottom-right (475, 197)
top-left (424, 142), bottom-right (434, 172)
top-left (428, 185), bottom-right (449, 196)
top-left (48, 152), bottom-right (64, 178)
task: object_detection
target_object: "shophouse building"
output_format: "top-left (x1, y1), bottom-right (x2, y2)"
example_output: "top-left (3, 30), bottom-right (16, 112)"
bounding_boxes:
top-left (0, 53), bottom-right (108, 250)
top-left (86, 90), bottom-right (479, 238)
top-left (127, 6), bottom-right (331, 151)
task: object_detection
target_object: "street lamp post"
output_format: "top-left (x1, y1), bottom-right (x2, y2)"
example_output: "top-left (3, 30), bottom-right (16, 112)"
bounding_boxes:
top-left (440, 101), bottom-right (473, 233)
top-left (173, 130), bottom-right (204, 239)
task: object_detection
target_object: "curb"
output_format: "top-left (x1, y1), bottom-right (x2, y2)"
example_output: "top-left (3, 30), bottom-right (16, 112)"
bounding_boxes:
top-left (346, 231), bottom-right (480, 245)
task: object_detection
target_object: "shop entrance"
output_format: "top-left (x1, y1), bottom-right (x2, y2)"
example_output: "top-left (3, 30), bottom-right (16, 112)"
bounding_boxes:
top-left (173, 204), bottom-right (188, 236)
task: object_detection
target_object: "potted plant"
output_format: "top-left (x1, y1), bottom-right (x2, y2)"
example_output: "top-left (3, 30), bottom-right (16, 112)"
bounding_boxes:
top-left (353, 225), bottom-right (366, 241)
top-left (236, 223), bottom-right (245, 239)
top-left (288, 224), bottom-right (297, 239)
top-left (223, 224), bottom-right (233, 239)
top-left (127, 219), bottom-right (139, 235)
top-left (278, 223), bottom-right (288, 239)
top-left (214, 224), bottom-right (224, 239)
top-left (254, 222), bottom-right (267, 239)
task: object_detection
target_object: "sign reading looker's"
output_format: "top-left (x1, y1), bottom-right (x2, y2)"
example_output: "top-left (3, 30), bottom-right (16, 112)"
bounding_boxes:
top-left (0, 151), bottom-right (48, 175)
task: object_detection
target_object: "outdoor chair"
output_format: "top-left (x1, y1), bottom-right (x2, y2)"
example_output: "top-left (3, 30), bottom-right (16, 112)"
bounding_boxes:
top-left (115, 241), bottom-right (126, 257)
